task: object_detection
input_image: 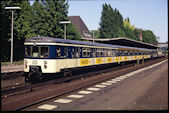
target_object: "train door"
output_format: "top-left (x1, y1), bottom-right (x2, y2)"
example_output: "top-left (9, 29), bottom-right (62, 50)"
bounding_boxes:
top-left (63, 47), bottom-right (68, 69)
top-left (92, 48), bottom-right (96, 65)
top-left (75, 47), bottom-right (80, 66)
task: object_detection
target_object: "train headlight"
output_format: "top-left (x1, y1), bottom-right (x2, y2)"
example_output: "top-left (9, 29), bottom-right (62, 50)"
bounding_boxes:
top-left (44, 61), bottom-right (47, 64)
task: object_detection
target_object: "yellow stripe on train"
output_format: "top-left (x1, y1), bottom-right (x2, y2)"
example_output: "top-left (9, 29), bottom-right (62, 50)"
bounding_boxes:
top-left (96, 58), bottom-right (103, 64)
top-left (107, 57), bottom-right (113, 63)
top-left (80, 58), bottom-right (89, 66)
top-left (116, 57), bottom-right (119, 62)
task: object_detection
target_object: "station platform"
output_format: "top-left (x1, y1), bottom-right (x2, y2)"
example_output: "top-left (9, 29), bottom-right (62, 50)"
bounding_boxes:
top-left (29, 59), bottom-right (168, 110)
top-left (1, 65), bottom-right (24, 73)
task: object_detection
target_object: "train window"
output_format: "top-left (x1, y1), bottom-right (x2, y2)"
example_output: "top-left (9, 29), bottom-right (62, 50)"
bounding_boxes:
top-left (25, 46), bottom-right (31, 57)
top-left (32, 46), bottom-right (39, 57)
top-left (97, 48), bottom-right (104, 57)
top-left (63, 47), bottom-right (68, 58)
top-left (56, 47), bottom-right (61, 58)
top-left (119, 50), bottom-right (123, 56)
top-left (128, 50), bottom-right (130, 56)
top-left (142, 51), bottom-right (145, 55)
top-left (75, 47), bottom-right (80, 58)
top-left (130, 51), bottom-right (133, 56)
top-left (112, 50), bottom-right (115, 57)
top-left (103, 49), bottom-right (107, 57)
top-left (82, 48), bottom-right (90, 57)
top-left (124, 50), bottom-right (128, 56)
top-left (40, 46), bottom-right (49, 58)
top-left (100, 49), bottom-right (103, 56)
top-left (92, 48), bottom-right (96, 57)
top-left (107, 49), bottom-right (112, 57)
top-left (134, 51), bottom-right (138, 56)
top-left (115, 50), bottom-right (118, 56)
top-left (97, 49), bottom-right (99, 57)
top-left (71, 48), bottom-right (75, 58)
top-left (140, 51), bottom-right (142, 55)
top-left (142, 51), bottom-right (144, 55)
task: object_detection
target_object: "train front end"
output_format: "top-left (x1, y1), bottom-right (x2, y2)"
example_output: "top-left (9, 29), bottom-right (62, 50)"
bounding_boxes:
top-left (23, 37), bottom-right (58, 82)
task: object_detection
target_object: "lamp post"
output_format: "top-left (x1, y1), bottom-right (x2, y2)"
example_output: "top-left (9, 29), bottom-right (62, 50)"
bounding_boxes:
top-left (60, 21), bottom-right (71, 40)
top-left (5, 6), bottom-right (20, 64)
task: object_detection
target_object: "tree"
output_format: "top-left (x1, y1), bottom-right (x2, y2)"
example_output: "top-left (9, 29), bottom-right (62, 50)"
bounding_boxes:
top-left (31, 0), bottom-right (81, 40)
top-left (90, 29), bottom-right (100, 39)
top-left (124, 17), bottom-right (135, 30)
top-left (100, 3), bottom-right (125, 38)
top-left (142, 30), bottom-right (157, 43)
top-left (32, 0), bottom-right (50, 37)
top-left (66, 23), bottom-right (81, 40)
top-left (14, 0), bottom-right (35, 40)
top-left (1, 0), bottom-right (81, 62)
top-left (1, 0), bottom-right (24, 61)
top-left (100, 3), bottom-right (112, 38)
top-left (1, 1), bottom-right (11, 61)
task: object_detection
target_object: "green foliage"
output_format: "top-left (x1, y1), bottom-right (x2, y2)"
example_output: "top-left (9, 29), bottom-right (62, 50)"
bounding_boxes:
top-left (142, 30), bottom-right (157, 43)
top-left (14, 0), bottom-right (35, 40)
top-left (100, 3), bottom-right (125, 38)
top-left (100, 3), bottom-right (112, 38)
top-left (66, 23), bottom-right (81, 40)
top-left (99, 3), bottom-right (158, 44)
top-left (1, 0), bottom-right (81, 62)
top-left (1, 0), bottom-right (20, 61)
top-left (124, 18), bottom-right (135, 30)
top-left (90, 30), bottom-right (100, 39)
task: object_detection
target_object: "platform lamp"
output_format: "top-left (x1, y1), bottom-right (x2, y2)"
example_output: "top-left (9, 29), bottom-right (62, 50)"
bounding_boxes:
top-left (60, 21), bottom-right (71, 40)
top-left (5, 6), bottom-right (21, 64)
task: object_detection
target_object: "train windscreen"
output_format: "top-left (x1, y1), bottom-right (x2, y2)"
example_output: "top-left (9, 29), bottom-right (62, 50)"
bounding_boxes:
top-left (25, 46), bottom-right (49, 58)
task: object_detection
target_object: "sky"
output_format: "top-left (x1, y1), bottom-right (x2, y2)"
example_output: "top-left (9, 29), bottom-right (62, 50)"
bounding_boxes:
top-left (67, 0), bottom-right (168, 43)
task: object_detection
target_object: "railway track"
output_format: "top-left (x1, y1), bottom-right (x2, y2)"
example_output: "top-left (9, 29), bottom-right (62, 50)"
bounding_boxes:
top-left (1, 57), bottom-right (167, 111)
top-left (1, 60), bottom-right (135, 98)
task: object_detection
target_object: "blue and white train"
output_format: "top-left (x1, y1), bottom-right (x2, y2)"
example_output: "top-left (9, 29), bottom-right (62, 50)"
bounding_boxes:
top-left (24, 37), bottom-right (165, 81)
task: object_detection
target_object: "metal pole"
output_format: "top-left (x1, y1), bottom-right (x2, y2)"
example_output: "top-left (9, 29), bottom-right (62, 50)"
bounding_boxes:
top-left (11, 11), bottom-right (14, 63)
top-left (93, 32), bottom-right (95, 43)
top-left (64, 24), bottom-right (66, 39)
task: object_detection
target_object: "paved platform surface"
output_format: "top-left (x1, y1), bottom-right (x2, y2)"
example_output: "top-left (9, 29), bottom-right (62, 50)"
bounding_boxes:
top-left (28, 59), bottom-right (168, 111)
top-left (1, 65), bottom-right (24, 73)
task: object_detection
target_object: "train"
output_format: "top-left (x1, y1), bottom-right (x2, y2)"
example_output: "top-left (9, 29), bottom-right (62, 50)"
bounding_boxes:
top-left (24, 37), bottom-right (165, 82)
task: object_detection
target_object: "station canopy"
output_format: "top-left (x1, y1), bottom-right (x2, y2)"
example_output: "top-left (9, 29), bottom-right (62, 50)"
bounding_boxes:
top-left (81, 37), bottom-right (158, 50)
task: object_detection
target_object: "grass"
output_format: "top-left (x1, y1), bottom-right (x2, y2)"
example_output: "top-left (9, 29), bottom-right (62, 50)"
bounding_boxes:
top-left (1, 60), bottom-right (24, 66)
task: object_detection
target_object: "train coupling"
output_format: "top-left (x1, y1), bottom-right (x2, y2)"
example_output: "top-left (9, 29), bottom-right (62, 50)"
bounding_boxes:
top-left (25, 66), bottom-right (43, 82)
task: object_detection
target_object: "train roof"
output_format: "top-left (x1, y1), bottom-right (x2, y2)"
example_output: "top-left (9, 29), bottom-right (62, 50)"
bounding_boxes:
top-left (25, 37), bottom-right (153, 51)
